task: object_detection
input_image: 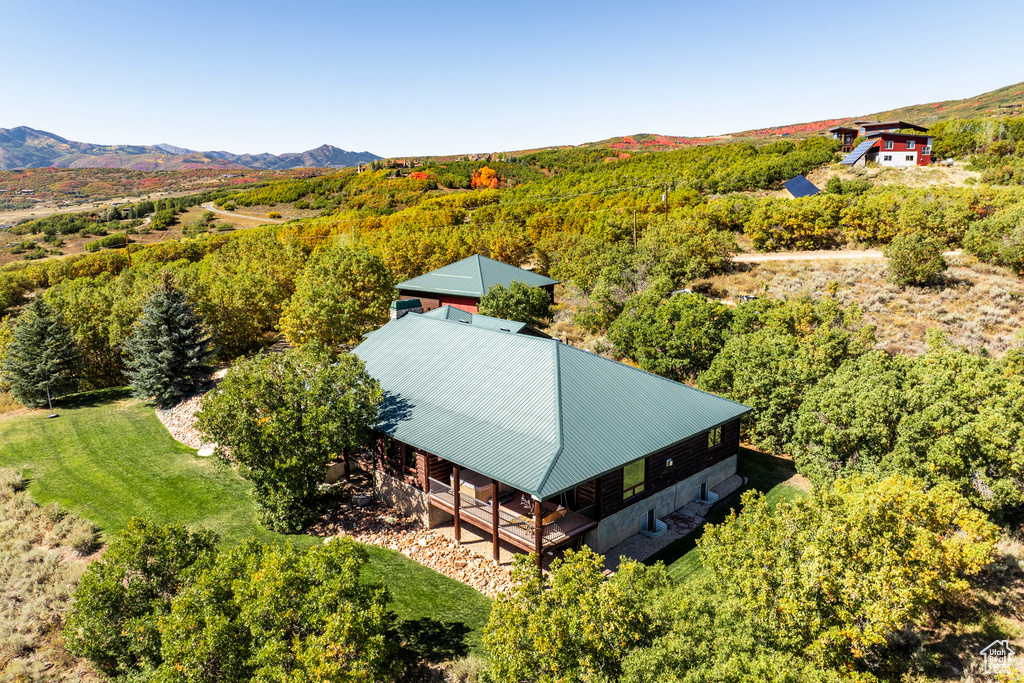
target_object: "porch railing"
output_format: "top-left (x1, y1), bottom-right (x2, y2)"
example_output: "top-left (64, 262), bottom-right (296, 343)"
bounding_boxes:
top-left (427, 477), bottom-right (596, 547)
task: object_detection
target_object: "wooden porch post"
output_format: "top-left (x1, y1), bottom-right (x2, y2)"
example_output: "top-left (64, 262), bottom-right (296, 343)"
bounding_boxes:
top-left (534, 498), bottom-right (543, 569)
top-left (491, 479), bottom-right (500, 563)
top-left (453, 465), bottom-right (461, 543)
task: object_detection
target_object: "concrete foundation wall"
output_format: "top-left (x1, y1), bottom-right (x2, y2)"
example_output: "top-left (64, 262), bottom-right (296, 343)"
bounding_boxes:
top-left (583, 454), bottom-right (737, 555)
top-left (374, 472), bottom-right (452, 528)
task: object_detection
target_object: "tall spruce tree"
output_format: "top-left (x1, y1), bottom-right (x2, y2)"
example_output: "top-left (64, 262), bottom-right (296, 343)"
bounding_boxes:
top-left (1, 297), bottom-right (81, 408)
top-left (124, 278), bottom-right (213, 408)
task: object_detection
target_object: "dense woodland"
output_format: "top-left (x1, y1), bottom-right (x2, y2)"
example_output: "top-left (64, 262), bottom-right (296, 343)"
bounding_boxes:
top-left (2, 123), bottom-right (1024, 681)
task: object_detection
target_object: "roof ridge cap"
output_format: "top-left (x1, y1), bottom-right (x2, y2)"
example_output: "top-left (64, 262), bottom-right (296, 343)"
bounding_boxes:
top-left (534, 339), bottom-right (565, 499)
top-left (475, 253), bottom-right (486, 293)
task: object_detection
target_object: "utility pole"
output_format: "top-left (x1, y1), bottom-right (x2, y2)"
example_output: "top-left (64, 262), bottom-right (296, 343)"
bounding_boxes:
top-left (663, 184), bottom-right (669, 216)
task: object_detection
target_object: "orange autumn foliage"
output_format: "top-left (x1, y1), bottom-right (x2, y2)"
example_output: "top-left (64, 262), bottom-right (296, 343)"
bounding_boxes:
top-left (471, 166), bottom-right (499, 189)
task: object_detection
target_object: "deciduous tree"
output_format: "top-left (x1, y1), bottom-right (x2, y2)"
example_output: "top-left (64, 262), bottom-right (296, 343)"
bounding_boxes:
top-left (195, 345), bottom-right (382, 532)
top-left (154, 538), bottom-right (401, 683)
top-left (485, 547), bottom-right (669, 683)
top-left (478, 280), bottom-right (552, 327)
top-left (280, 243), bottom-right (395, 348)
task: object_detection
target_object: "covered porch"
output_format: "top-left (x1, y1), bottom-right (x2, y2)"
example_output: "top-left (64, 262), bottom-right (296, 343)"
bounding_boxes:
top-left (426, 463), bottom-right (597, 567)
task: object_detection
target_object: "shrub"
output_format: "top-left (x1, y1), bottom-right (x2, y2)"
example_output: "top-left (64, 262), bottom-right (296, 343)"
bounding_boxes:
top-left (267, 211), bottom-right (281, 219)
top-left (884, 232), bottom-right (948, 286)
top-left (0, 468), bottom-right (98, 678)
top-left (64, 519), bottom-right (218, 679)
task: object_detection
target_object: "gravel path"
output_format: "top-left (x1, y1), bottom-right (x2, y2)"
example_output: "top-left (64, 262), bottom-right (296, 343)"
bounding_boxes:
top-left (733, 249), bottom-right (962, 263)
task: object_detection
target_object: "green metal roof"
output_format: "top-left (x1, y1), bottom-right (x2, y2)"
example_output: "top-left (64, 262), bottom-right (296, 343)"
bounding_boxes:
top-left (421, 305), bottom-right (550, 338)
top-left (353, 314), bottom-right (750, 500)
top-left (391, 298), bottom-right (422, 311)
top-left (397, 254), bottom-right (558, 298)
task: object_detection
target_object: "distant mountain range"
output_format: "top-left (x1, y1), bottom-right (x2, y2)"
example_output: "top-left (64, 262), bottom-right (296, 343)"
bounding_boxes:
top-left (0, 127), bottom-right (381, 171)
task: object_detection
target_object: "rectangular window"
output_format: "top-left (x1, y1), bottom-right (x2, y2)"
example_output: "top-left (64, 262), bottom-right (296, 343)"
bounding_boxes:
top-left (906, 140), bottom-right (915, 149)
top-left (923, 146), bottom-right (931, 155)
top-left (906, 155), bottom-right (915, 161)
top-left (883, 155), bottom-right (893, 161)
top-left (884, 140), bottom-right (894, 150)
top-left (622, 460), bottom-right (645, 500)
top-left (708, 426), bottom-right (722, 448)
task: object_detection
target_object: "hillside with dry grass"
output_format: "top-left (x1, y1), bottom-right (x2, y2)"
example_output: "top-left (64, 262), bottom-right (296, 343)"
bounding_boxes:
top-left (0, 468), bottom-right (99, 683)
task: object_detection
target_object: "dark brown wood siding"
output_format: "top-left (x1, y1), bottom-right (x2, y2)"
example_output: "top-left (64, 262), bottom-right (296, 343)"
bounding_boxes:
top-left (597, 417), bottom-right (742, 520)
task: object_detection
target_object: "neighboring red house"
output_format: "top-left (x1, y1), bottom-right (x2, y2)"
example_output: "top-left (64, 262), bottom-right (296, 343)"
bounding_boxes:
top-left (396, 254), bottom-right (558, 314)
top-left (839, 120), bottom-right (933, 168)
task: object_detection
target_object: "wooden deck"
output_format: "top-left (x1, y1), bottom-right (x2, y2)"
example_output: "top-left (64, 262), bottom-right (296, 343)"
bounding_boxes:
top-left (427, 478), bottom-right (597, 553)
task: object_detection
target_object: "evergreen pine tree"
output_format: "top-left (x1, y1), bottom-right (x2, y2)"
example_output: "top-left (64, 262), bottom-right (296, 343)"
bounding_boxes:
top-left (1, 298), bottom-right (81, 408)
top-left (124, 278), bottom-right (213, 408)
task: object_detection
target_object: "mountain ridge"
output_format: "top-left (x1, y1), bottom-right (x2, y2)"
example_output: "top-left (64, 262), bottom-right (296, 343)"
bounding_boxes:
top-left (0, 126), bottom-right (381, 171)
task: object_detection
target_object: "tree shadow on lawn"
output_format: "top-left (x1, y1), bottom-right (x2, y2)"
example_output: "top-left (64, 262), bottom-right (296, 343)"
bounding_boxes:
top-left (57, 386), bottom-right (133, 409)
top-left (643, 446), bottom-right (805, 577)
top-left (397, 617), bottom-right (472, 663)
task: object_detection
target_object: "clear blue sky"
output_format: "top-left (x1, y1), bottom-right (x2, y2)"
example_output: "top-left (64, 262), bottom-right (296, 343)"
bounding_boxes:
top-left (3, 0), bottom-right (1023, 158)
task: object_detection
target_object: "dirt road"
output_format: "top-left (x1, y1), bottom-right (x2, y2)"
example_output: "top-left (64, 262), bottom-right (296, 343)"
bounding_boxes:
top-left (733, 249), bottom-right (963, 263)
top-left (201, 202), bottom-right (284, 224)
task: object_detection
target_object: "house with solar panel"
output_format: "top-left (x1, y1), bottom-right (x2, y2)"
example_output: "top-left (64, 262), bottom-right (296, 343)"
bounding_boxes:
top-left (352, 310), bottom-right (751, 566)
top-left (837, 120), bottom-right (933, 168)
top-left (396, 254), bottom-right (558, 314)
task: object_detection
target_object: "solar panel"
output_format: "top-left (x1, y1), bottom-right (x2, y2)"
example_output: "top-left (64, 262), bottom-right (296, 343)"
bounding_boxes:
top-left (840, 139), bottom-right (877, 165)
top-left (783, 174), bottom-right (820, 198)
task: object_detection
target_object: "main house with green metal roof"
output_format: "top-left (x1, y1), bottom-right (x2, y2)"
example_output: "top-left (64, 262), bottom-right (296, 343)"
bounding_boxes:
top-left (353, 311), bottom-right (750, 564)
top-left (396, 254), bottom-right (558, 314)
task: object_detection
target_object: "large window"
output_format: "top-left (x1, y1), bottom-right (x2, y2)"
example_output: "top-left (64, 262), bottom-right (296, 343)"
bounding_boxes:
top-left (884, 140), bottom-right (894, 150)
top-left (622, 460), bottom-right (645, 500)
top-left (708, 426), bottom-right (722, 448)
top-left (906, 140), bottom-right (915, 149)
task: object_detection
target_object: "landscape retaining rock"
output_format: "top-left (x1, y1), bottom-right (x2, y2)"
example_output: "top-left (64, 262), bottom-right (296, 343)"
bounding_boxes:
top-left (311, 502), bottom-right (514, 598)
top-left (155, 391), bottom-right (215, 450)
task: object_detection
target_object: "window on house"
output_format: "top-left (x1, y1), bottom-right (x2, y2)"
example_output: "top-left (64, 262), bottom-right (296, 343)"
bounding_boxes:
top-left (884, 141), bottom-right (894, 150)
top-left (708, 426), bottom-right (722, 448)
top-left (884, 155), bottom-right (893, 161)
top-left (906, 140), bottom-right (915, 149)
top-left (622, 460), bottom-right (645, 500)
top-left (906, 155), bottom-right (915, 161)
top-left (923, 146), bottom-right (932, 155)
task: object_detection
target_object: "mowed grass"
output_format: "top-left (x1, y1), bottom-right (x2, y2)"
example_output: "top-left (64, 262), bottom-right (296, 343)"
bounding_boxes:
top-left (0, 388), bottom-right (492, 653)
top-left (645, 446), bottom-right (808, 582)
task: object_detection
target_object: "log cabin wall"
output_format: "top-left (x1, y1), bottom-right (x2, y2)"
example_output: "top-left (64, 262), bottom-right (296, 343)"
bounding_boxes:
top-left (597, 418), bottom-right (741, 520)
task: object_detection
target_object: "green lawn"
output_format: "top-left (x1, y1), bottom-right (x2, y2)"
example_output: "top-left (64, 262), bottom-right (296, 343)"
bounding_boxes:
top-left (0, 388), bottom-right (492, 655)
top-left (645, 446), bottom-right (808, 582)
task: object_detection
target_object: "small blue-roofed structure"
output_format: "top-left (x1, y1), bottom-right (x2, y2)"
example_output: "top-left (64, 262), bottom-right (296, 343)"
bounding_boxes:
top-left (783, 175), bottom-right (820, 198)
